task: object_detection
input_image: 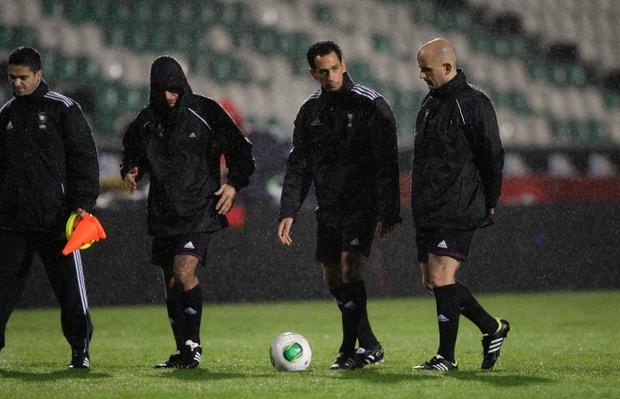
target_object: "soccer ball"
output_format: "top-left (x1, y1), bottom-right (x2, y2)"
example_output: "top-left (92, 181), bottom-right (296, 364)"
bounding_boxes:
top-left (269, 332), bottom-right (312, 371)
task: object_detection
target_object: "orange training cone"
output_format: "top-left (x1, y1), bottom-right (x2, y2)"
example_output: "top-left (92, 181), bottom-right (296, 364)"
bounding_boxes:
top-left (62, 214), bottom-right (107, 256)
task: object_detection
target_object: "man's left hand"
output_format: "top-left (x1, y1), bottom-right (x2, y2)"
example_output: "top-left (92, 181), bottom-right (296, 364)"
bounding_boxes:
top-left (215, 184), bottom-right (237, 215)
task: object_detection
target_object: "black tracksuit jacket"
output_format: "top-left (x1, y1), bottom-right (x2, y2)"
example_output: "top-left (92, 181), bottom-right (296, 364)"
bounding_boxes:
top-left (121, 56), bottom-right (254, 236)
top-left (411, 70), bottom-right (504, 229)
top-left (0, 79), bottom-right (99, 232)
top-left (280, 73), bottom-right (401, 225)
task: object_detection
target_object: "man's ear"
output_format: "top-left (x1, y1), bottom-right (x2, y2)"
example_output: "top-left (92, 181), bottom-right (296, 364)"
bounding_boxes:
top-left (443, 63), bottom-right (452, 75)
top-left (309, 68), bottom-right (318, 81)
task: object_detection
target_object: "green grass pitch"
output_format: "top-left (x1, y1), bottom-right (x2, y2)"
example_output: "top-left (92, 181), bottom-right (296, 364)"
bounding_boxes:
top-left (1, 290), bottom-right (618, 399)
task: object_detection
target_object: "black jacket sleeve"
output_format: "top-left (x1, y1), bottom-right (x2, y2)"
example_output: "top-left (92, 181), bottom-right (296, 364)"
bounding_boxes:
top-left (279, 108), bottom-right (313, 221)
top-left (63, 102), bottom-right (100, 212)
top-left (210, 102), bottom-right (255, 191)
top-left (120, 109), bottom-right (151, 180)
top-left (370, 96), bottom-right (402, 223)
top-left (470, 97), bottom-right (504, 209)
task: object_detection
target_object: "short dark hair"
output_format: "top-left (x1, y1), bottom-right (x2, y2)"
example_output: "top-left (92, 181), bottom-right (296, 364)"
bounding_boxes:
top-left (306, 40), bottom-right (343, 70)
top-left (8, 47), bottom-right (42, 73)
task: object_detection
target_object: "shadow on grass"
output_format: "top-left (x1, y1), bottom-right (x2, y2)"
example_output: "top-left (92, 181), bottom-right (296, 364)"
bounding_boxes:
top-left (0, 368), bottom-right (111, 381)
top-left (156, 368), bottom-right (254, 381)
top-left (325, 368), bottom-right (555, 387)
top-left (446, 371), bottom-right (554, 386)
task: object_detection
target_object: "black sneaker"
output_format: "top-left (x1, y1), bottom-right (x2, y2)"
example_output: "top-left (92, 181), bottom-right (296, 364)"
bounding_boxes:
top-left (329, 352), bottom-right (356, 370)
top-left (180, 340), bottom-right (202, 369)
top-left (155, 350), bottom-right (183, 368)
top-left (414, 354), bottom-right (458, 371)
top-left (481, 318), bottom-right (510, 369)
top-left (354, 343), bottom-right (384, 369)
top-left (68, 350), bottom-right (90, 369)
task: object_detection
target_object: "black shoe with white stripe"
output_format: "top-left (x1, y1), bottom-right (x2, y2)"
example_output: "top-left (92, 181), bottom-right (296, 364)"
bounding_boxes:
top-left (155, 351), bottom-right (183, 368)
top-left (481, 318), bottom-right (510, 369)
top-left (354, 343), bottom-right (384, 369)
top-left (414, 354), bottom-right (457, 371)
top-left (181, 340), bottom-right (202, 369)
top-left (68, 349), bottom-right (90, 369)
top-left (330, 352), bottom-right (356, 370)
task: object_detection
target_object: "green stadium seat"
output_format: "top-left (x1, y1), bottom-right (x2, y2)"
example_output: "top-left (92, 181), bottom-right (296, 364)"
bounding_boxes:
top-left (129, 1), bottom-right (155, 24)
top-left (508, 91), bottom-right (530, 114)
top-left (91, 111), bottom-right (119, 137)
top-left (275, 32), bottom-right (309, 58)
top-left (125, 24), bottom-right (150, 51)
top-left (567, 120), bottom-right (585, 140)
top-left (346, 62), bottom-right (375, 87)
top-left (586, 120), bottom-right (607, 142)
top-left (94, 81), bottom-right (121, 115)
top-left (566, 64), bottom-right (587, 87)
top-left (8, 26), bottom-right (35, 47)
top-left (603, 91), bottom-right (620, 109)
top-left (85, 0), bottom-right (111, 24)
top-left (255, 29), bottom-right (279, 54)
top-left (63, 0), bottom-right (90, 24)
top-left (217, 2), bottom-right (253, 28)
top-left (197, 3), bottom-right (218, 24)
top-left (41, 0), bottom-right (63, 17)
top-left (104, 26), bottom-right (126, 48)
top-left (106, 0), bottom-right (133, 24)
top-left (0, 25), bottom-right (10, 45)
top-left (372, 33), bottom-right (390, 52)
top-left (52, 54), bottom-right (78, 81)
top-left (313, 4), bottom-right (332, 24)
top-left (77, 56), bottom-right (98, 81)
top-left (490, 38), bottom-right (513, 59)
top-left (169, 28), bottom-right (196, 53)
top-left (149, 29), bottom-right (171, 53)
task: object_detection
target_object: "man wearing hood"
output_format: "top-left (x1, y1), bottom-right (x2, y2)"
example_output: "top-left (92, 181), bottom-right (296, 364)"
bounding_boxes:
top-left (121, 56), bottom-right (254, 369)
top-left (278, 41), bottom-right (401, 370)
top-left (0, 47), bottom-right (99, 369)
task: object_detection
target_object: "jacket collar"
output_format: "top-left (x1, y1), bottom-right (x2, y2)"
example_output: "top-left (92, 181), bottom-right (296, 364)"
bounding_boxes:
top-left (430, 69), bottom-right (466, 99)
top-left (17, 78), bottom-right (49, 100)
top-left (320, 72), bottom-right (355, 100)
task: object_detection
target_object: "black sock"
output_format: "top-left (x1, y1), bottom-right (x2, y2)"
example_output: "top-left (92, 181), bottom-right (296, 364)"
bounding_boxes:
top-left (455, 281), bottom-right (498, 335)
top-left (330, 287), bottom-right (345, 313)
top-left (338, 282), bottom-right (365, 355)
top-left (181, 285), bottom-right (203, 345)
top-left (166, 295), bottom-right (185, 351)
top-left (330, 286), bottom-right (350, 354)
top-left (352, 280), bottom-right (378, 349)
top-left (433, 284), bottom-right (460, 363)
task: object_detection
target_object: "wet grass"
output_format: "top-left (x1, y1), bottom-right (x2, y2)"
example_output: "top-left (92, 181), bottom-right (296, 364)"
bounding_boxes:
top-left (1, 290), bottom-right (619, 398)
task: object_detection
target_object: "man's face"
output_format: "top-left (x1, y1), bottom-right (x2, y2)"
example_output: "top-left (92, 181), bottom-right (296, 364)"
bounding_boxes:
top-left (309, 51), bottom-right (346, 92)
top-left (164, 90), bottom-right (179, 108)
top-left (8, 64), bottom-right (42, 96)
top-left (417, 52), bottom-right (447, 90)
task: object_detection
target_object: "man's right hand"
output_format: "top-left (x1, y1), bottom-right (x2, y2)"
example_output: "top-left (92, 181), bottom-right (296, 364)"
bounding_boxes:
top-left (278, 217), bottom-right (294, 245)
top-left (123, 166), bottom-right (139, 195)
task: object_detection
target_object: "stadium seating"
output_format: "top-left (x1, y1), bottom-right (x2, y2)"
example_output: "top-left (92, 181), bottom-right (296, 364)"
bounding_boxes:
top-left (1, 0), bottom-right (619, 154)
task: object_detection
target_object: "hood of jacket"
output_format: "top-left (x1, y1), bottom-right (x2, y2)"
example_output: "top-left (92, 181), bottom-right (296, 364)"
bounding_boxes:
top-left (149, 56), bottom-right (193, 110)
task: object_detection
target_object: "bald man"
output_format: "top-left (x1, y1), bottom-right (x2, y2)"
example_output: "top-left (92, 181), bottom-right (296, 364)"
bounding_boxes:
top-left (410, 38), bottom-right (509, 371)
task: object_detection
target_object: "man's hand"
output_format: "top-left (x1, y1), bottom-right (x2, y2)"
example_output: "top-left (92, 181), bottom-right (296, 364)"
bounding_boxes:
top-left (215, 184), bottom-right (237, 215)
top-left (75, 208), bottom-right (88, 219)
top-left (123, 166), bottom-right (139, 195)
top-left (278, 217), bottom-right (294, 245)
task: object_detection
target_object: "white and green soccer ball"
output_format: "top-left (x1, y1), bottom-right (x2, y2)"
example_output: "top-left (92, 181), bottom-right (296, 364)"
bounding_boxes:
top-left (269, 332), bottom-right (312, 371)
